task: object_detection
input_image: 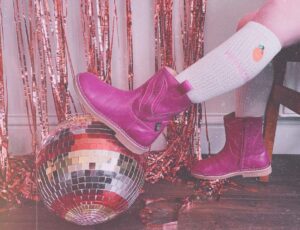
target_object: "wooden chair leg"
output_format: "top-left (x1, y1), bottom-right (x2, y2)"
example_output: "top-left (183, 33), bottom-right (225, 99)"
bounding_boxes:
top-left (260, 57), bottom-right (287, 182)
top-left (261, 99), bottom-right (280, 182)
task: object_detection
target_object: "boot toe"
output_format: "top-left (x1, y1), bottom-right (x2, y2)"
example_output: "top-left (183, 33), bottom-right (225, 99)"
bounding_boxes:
top-left (190, 156), bottom-right (236, 179)
top-left (76, 73), bottom-right (112, 101)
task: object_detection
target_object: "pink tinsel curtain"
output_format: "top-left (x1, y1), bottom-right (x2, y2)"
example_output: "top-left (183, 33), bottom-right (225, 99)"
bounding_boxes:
top-left (0, 0), bottom-right (206, 208)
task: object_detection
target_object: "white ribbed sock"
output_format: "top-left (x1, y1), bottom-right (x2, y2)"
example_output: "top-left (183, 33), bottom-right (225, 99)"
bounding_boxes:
top-left (176, 22), bottom-right (281, 103)
top-left (235, 69), bottom-right (273, 117)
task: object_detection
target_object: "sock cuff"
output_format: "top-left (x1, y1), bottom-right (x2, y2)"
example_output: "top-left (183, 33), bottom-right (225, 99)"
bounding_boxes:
top-left (242, 21), bottom-right (282, 54)
top-left (176, 21), bottom-right (282, 103)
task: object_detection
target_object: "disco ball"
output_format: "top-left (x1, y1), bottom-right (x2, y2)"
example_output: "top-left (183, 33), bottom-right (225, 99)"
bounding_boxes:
top-left (37, 115), bottom-right (144, 225)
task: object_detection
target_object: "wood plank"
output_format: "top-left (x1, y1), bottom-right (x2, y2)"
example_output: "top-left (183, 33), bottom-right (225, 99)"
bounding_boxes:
top-left (272, 85), bottom-right (300, 114)
top-left (262, 54), bottom-right (287, 172)
top-left (0, 155), bottom-right (299, 230)
top-left (178, 199), bottom-right (300, 230)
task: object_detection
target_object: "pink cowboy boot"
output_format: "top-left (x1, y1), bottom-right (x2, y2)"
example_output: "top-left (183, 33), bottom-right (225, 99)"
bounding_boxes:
top-left (74, 67), bottom-right (192, 154)
top-left (191, 113), bottom-right (271, 180)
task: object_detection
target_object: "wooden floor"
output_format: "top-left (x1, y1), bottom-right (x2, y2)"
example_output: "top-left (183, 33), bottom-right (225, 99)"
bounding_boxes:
top-left (0, 155), bottom-right (300, 230)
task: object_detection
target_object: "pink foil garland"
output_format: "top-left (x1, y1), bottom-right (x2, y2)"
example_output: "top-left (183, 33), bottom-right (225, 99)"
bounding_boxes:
top-left (126, 0), bottom-right (134, 90)
top-left (80, 0), bottom-right (112, 84)
top-left (0, 1), bottom-right (223, 215)
top-left (0, 0), bottom-right (8, 177)
top-left (145, 0), bottom-right (207, 183)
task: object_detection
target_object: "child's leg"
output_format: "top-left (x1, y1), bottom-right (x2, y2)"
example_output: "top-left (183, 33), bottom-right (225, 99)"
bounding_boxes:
top-left (176, 22), bottom-right (281, 103)
top-left (235, 71), bottom-right (273, 117)
top-left (177, 0), bottom-right (300, 104)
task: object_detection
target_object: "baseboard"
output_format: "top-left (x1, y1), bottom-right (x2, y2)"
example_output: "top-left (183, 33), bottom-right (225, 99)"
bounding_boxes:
top-left (6, 114), bottom-right (300, 155)
top-left (200, 114), bottom-right (300, 155)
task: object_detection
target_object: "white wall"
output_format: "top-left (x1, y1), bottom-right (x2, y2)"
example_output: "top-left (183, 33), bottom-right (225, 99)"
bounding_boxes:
top-left (3, 0), bottom-right (300, 155)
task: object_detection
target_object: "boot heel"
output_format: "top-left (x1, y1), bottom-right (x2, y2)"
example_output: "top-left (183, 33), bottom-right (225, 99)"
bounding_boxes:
top-left (242, 166), bottom-right (272, 178)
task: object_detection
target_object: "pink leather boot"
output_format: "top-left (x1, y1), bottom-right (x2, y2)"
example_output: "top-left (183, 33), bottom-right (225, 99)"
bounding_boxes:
top-left (75, 67), bottom-right (192, 154)
top-left (191, 113), bottom-right (272, 180)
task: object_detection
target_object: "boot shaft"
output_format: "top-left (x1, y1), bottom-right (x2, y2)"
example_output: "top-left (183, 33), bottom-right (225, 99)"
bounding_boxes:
top-left (223, 113), bottom-right (269, 169)
top-left (133, 68), bottom-right (192, 122)
top-left (241, 116), bottom-right (269, 169)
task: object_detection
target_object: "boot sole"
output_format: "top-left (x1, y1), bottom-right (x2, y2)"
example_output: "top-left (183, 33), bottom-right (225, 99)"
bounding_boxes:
top-left (191, 165), bottom-right (272, 180)
top-left (74, 75), bottom-right (164, 155)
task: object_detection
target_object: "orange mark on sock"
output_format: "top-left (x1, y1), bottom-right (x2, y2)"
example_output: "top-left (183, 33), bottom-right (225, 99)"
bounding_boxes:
top-left (253, 45), bottom-right (264, 62)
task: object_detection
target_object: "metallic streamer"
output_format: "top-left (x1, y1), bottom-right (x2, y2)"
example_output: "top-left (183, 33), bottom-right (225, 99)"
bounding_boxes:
top-left (28, 0), bottom-right (49, 141)
top-left (80, 0), bottom-right (133, 90)
top-left (80, 0), bottom-right (112, 84)
top-left (154, 0), bottom-right (174, 71)
top-left (35, 0), bottom-right (71, 123)
top-left (13, 0), bottom-right (38, 152)
top-left (13, 0), bottom-right (73, 142)
top-left (0, 155), bottom-right (39, 212)
top-left (146, 0), bottom-right (207, 183)
top-left (182, 0), bottom-right (206, 67)
top-left (126, 0), bottom-right (133, 90)
top-left (181, 0), bottom-right (207, 160)
top-left (4, 0), bottom-right (74, 209)
top-left (53, 0), bottom-right (72, 120)
top-left (0, 0), bottom-right (8, 177)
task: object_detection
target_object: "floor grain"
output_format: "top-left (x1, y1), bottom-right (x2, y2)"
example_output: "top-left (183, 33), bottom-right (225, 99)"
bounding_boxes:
top-left (0, 155), bottom-right (299, 230)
